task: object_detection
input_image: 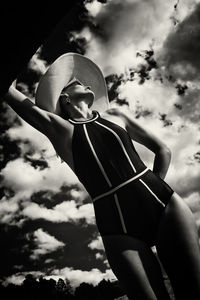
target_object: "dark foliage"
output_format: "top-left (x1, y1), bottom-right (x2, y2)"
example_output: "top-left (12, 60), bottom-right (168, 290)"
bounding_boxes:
top-left (136, 50), bottom-right (158, 84)
top-left (0, 276), bottom-right (126, 300)
top-left (24, 154), bottom-right (49, 171)
top-left (105, 74), bottom-right (125, 102)
top-left (174, 103), bottom-right (182, 110)
top-left (194, 151), bottom-right (200, 163)
top-left (175, 83), bottom-right (188, 96)
top-left (159, 114), bottom-right (173, 127)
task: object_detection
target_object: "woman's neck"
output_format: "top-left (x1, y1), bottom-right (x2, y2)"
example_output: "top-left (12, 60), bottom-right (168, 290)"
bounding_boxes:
top-left (67, 101), bottom-right (93, 120)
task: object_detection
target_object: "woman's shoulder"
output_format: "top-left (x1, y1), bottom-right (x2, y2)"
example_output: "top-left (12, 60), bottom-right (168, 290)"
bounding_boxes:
top-left (99, 106), bottom-right (129, 129)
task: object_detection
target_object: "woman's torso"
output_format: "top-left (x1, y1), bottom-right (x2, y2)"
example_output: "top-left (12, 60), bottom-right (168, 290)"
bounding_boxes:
top-left (51, 110), bottom-right (147, 198)
top-left (49, 110), bottom-right (174, 245)
top-left (50, 110), bottom-right (127, 171)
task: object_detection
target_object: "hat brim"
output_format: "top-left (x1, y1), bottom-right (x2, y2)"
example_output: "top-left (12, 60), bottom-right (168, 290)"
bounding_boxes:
top-left (35, 52), bottom-right (110, 114)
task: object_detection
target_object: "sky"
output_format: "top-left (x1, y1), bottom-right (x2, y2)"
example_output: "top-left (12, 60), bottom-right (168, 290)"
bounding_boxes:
top-left (1, 0), bottom-right (200, 290)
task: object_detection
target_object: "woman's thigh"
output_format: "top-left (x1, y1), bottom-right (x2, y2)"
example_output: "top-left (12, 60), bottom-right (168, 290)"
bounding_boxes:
top-left (155, 192), bottom-right (200, 300)
top-left (102, 234), bottom-right (171, 300)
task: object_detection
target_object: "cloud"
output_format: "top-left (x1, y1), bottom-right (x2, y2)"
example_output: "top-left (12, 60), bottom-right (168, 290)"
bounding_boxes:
top-left (0, 118), bottom-right (84, 224)
top-left (2, 157), bottom-right (78, 199)
top-left (27, 51), bottom-right (48, 77)
top-left (0, 199), bottom-right (19, 224)
top-left (158, 2), bottom-right (200, 81)
top-left (23, 201), bottom-right (95, 225)
top-left (2, 267), bottom-right (117, 289)
top-left (88, 235), bottom-right (105, 250)
top-left (7, 117), bottom-right (52, 152)
top-left (47, 267), bottom-right (116, 288)
top-left (0, 147), bottom-right (93, 226)
top-left (172, 84), bottom-right (200, 123)
top-left (69, 187), bottom-right (89, 205)
top-left (161, 122), bottom-right (200, 198)
top-left (95, 253), bottom-right (104, 260)
top-left (0, 154), bottom-right (90, 226)
top-left (85, 0), bottom-right (103, 17)
top-left (28, 228), bottom-right (65, 260)
top-left (2, 271), bottom-right (44, 286)
top-left (118, 77), bottom-right (178, 115)
top-left (0, 158), bottom-right (78, 225)
top-left (17, 50), bottom-right (48, 89)
top-left (1, 114), bottom-right (86, 191)
top-left (83, 0), bottom-right (176, 75)
top-left (168, 164), bottom-right (200, 198)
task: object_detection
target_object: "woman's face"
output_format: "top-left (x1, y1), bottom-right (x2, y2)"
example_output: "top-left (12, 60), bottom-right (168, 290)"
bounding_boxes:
top-left (60, 81), bottom-right (95, 108)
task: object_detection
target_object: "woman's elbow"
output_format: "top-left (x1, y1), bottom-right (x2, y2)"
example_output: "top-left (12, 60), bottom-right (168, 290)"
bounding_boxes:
top-left (160, 145), bottom-right (172, 160)
top-left (155, 143), bottom-right (171, 155)
top-left (164, 146), bottom-right (171, 155)
top-left (153, 142), bottom-right (171, 154)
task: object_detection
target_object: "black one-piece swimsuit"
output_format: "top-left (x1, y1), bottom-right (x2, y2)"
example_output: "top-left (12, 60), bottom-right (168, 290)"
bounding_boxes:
top-left (68, 110), bottom-right (174, 246)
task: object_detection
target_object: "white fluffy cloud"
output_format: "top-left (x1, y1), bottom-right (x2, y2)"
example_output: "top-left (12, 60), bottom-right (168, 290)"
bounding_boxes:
top-left (0, 155), bottom-right (85, 225)
top-left (3, 271), bottom-right (43, 286)
top-left (84, 0), bottom-right (177, 75)
top-left (1, 157), bottom-right (79, 200)
top-left (23, 201), bottom-right (95, 225)
top-left (28, 228), bottom-right (65, 260)
top-left (4, 119), bottom-right (79, 198)
top-left (158, 2), bottom-right (200, 81)
top-left (85, 0), bottom-right (103, 17)
top-left (2, 267), bottom-right (117, 288)
top-left (47, 267), bottom-right (116, 288)
top-left (118, 77), bottom-right (178, 115)
top-left (88, 235), bottom-right (105, 250)
top-left (95, 253), bottom-right (104, 260)
top-left (0, 118), bottom-right (87, 225)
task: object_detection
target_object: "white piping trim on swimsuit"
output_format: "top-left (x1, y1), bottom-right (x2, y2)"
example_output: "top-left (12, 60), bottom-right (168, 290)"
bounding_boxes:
top-left (114, 193), bottom-right (127, 234)
top-left (95, 121), bottom-right (137, 172)
top-left (83, 124), bottom-right (112, 187)
top-left (93, 167), bottom-right (149, 202)
top-left (139, 179), bottom-right (165, 207)
top-left (68, 111), bottom-right (99, 124)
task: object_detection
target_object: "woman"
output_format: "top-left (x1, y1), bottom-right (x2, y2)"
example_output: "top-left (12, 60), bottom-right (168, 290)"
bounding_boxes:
top-left (3, 53), bottom-right (200, 300)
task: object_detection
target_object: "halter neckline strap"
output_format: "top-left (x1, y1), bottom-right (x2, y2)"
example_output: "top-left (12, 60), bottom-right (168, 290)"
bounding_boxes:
top-left (68, 110), bottom-right (100, 124)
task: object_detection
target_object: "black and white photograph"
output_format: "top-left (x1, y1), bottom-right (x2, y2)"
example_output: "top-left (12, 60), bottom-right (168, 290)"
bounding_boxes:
top-left (0, 1), bottom-right (200, 299)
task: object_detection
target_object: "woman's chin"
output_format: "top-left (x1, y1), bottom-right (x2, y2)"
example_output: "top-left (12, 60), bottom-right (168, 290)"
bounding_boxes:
top-left (89, 100), bottom-right (94, 108)
top-left (86, 93), bottom-right (95, 107)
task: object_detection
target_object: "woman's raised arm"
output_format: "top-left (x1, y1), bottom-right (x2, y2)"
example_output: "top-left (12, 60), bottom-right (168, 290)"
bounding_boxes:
top-left (108, 107), bottom-right (171, 180)
top-left (3, 85), bottom-right (56, 138)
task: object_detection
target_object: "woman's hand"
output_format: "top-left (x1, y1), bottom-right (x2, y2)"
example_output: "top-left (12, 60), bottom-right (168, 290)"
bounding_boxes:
top-left (11, 80), bottom-right (17, 88)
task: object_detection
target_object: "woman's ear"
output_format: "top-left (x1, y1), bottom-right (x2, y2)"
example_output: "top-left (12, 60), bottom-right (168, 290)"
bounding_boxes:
top-left (65, 93), bottom-right (70, 99)
top-left (60, 92), bottom-right (69, 98)
top-left (60, 93), bottom-right (71, 104)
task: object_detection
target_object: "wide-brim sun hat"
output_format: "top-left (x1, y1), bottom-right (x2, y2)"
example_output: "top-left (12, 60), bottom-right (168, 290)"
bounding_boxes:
top-left (35, 52), bottom-right (110, 114)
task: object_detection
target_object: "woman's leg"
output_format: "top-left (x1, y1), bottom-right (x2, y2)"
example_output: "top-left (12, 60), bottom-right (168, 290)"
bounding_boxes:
top-left (102, 234), bottom-right (171, 300)
top-left (155, 192), bottom-right (200, 300)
